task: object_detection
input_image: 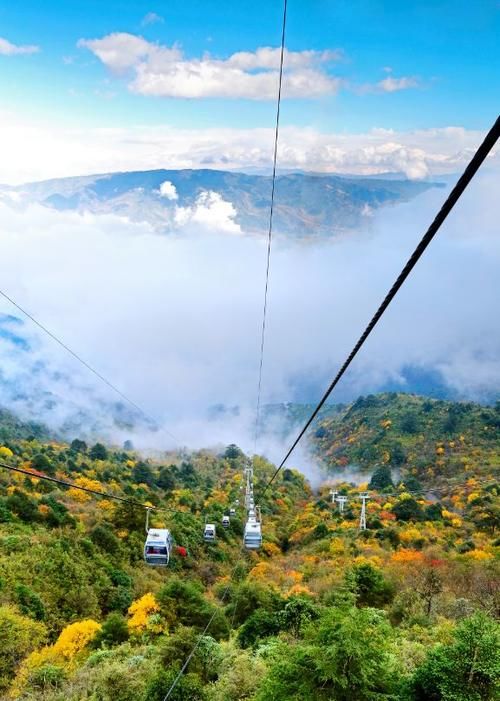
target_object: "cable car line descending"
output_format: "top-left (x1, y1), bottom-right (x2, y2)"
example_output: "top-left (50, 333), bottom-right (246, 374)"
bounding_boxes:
top-left (253, 0), bottom-right (288, 451)
top-left (0, 289), bottom-right (179, 444)
top-left (157, 0), bottom-right (291, 668)
top-left (260, 114), bottom-right (500, 497)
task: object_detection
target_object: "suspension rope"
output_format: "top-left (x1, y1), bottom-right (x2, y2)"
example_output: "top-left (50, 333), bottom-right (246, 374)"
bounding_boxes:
top-left (260, 114), bottom-right (500, 496)
top-left (0, 460), bottom-right (187, 515)
top-left (254, 0), bottom-right (288, 451)
top-left (0, 290), bottom-right (179, 444)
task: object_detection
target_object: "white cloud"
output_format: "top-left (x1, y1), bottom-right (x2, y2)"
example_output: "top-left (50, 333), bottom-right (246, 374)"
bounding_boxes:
top-left (78, 32), bottom-right (341, 99)
top-left (0, 37), bottom-right (39, 56)
top-left (357, 75), bottom-right (420, 94)
top-left (159, 180), bottom-right (178, 200)
top-left (0, 111), bottom-right (497, 185)
top-left (141, 12), bottom-right (164, 26)
top-left (78, 33), bottom-right (160, 72)
top-left (377, 76), bottom-right (419, 92)
top-left (173, 191), bottom-right (241, 233)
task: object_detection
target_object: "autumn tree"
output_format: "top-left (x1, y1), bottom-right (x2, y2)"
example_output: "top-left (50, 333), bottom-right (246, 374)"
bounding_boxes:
top-left (416, 567), bottom-right (443, 617)
top-left (0, 606), bottom-right (46, 689)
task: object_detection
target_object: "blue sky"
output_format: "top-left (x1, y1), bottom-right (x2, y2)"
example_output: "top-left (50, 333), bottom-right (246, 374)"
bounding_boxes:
top-left (1, 0), bottom-right (499, 129)
top-left (0, 0), bottom-right (498, 182)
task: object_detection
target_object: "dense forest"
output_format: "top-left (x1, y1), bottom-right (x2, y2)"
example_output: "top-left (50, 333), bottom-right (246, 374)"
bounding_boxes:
top-left (0, 393), bottom-right (498, 700)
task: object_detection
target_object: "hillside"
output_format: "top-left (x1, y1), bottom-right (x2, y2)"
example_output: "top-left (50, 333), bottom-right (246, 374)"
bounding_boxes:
top-left (0, 395), bottom-right (498, 700)
top-left (311, 392), bottom-right (500, 486)
top-left (0, 169), bottom-right (442, 238)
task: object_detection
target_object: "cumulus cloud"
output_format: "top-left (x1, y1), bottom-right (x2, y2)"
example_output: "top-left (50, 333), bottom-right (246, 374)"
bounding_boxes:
top-left (0, 37), bottom-right (39, 56)
top-left (78, 32), bottom-right (341, 99)
top-left (0, 172), bottom-right (498, 460)
top-left (173, 191), bottom-right (241, 233)
top-left (0, 111), bottom-right (497, 185)
top-left (159, 180), bottom-right (178, 200)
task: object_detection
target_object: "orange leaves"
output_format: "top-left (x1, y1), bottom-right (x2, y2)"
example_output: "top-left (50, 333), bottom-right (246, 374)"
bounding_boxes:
top-left (262, 542), bottom-right (281, 557)
top-left (249, 562), bottom-right (271, 581)
top-left (380, 510), bottom-right (396, 521)
top-left (287, 584), bottom-right (314, 598)
top-left (391, 549), bottom-right (425, 565)
top-left (380, 419), bottom-right (392, 429)
top-left (286, 570), bottom-right (304, 584)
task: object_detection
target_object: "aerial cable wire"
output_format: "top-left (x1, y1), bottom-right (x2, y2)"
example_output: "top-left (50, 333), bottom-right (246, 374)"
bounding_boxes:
top-left (0, 290), bottom-right (179, 444)
top-left (253, 0), bottom-right (288, 451)
top-left (0, 460), bottom-right (187, 515)
top-left (260, 114), bottom-right (500, 496)
top-left (164, 8), bottom-right (289, 697)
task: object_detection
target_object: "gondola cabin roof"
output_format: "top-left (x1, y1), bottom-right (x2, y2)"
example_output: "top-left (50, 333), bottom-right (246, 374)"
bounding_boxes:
top-left (145, 528), bottom-right (172, 544)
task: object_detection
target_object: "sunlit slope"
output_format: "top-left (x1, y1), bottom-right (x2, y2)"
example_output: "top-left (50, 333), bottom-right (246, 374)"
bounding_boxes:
top-left (0, 169), bottom-right (441, 237)
top-left (311, 392), bottom-right (500, 485)
top-left (0, 396), bottom-right (498, 700)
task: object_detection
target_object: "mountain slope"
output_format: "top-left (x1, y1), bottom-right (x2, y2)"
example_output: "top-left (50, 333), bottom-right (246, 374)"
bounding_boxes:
top-left (0, 400), bottom-right (498, 699)
top-left (311, 392), bottom-right (500, 486)
top-left (1, 169), bottom-right (443, 237)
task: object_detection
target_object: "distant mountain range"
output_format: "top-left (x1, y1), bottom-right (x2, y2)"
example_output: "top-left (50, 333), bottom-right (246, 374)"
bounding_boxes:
top-left (0, 169), bottom-right (444, 237)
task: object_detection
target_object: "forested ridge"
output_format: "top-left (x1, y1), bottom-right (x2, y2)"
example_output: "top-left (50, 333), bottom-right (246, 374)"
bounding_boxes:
top-left (0, 393), bottom-right (498, 700)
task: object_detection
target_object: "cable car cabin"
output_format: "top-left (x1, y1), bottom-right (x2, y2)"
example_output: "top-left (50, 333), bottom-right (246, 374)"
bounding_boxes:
top-left (144, 528), bottom-right (173, 566)
top-left (222, 515), bottom-right (230, 528)
top-left (229, 508), bottom-right (236, 516)
top-left (235, 499), bottom-right (240, 506)
top-left (204, 523), bottom-right (216, 542)
top-left (244, 518), bottom-right (262, 550)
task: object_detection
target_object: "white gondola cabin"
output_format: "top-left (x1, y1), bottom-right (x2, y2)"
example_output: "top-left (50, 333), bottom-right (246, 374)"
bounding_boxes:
top-left (144, 528), bottom-right (173, 566)
top-left (229, 508), bottom-right (236, 516)
top-left (204, 523), bottom-right (216, 542)
top-left (244, 518), bottom-right (262, 550)
top-left (222, 515), bottom-right (230, 528)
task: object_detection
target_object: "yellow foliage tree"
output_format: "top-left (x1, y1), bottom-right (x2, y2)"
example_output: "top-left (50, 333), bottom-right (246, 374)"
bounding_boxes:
top-left (262, 542), bottom-right (281, 557)
top-left (127, 593), bottom-right (159, 633)
top-left (465, 549), bottom-right (493, 561)
top-left (11, 619), bottom-right (100, 697)
top-left (0, 445), bottom-right (13, 458)
top-left (391, 549), bottom-right (425, 565)
top-left (68, 477), bottom-right (104, 503)
top-left (53, 619), bottom-right (101, 660)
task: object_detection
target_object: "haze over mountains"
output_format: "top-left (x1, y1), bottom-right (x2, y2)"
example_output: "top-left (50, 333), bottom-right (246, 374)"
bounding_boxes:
top-left (0, 168), bottom-right (441, 238)
top-left (0, 166), bottom-right (497, 452)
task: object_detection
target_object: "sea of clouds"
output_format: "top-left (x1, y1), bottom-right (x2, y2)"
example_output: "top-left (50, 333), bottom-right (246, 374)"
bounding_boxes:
top-left (0, 171), bottom-right (498, 478)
